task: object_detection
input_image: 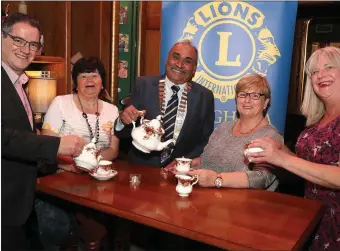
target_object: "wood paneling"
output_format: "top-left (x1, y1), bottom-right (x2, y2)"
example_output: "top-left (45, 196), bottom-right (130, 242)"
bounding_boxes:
top-left (145, 30), bottom-right (161, 75)
top-left (140, 1), bottom-right (162, 76)
top-left (71, 1), bottom-right (112, 95)
top-left (71, 2), bottom-right (101, 57)
top-left (146, 1), bottom-right (161, 30)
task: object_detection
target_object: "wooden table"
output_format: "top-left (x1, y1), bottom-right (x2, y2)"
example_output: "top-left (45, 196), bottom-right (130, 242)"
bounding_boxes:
top-left (36, 160), bottom-right (324, 251)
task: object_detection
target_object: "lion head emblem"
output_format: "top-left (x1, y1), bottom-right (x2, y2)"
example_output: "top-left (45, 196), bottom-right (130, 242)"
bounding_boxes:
top-left (252, 28), bottom-right (281, 76)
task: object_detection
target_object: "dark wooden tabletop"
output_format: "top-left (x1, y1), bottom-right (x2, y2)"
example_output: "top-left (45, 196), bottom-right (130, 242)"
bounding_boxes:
top-left (36, 160), bottom-right (324, 251)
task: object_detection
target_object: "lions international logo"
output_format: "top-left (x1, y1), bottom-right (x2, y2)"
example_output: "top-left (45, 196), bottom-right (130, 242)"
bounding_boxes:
top-left (178, 1), bottom-right (280, 102)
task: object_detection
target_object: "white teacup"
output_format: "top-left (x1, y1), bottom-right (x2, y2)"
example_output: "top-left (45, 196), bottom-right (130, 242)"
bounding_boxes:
top-left (175, 174), bottom-right (198, 197)
top-left (94, 160), bottom-right (113, 176)
top-left (244, 147), bottom-right (264, 162)
top-left (89, 160), bottom-right (117, 181)
top-left (175, 157), bottom-right (192, 173)
top-left (244, 147), bottom-right (264, 155)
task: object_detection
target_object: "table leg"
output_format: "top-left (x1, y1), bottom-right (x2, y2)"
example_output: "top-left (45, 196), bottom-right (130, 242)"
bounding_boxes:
top-left (76, 213), bottom-right (107, 251)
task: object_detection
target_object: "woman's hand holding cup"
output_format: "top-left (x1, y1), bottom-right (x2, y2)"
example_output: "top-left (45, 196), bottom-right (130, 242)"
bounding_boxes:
top-left (245, 137), bottom-right (284, 166)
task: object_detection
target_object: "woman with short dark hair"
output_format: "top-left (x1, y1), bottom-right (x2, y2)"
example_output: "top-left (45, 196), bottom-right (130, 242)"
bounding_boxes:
top-left (42, 56), bottom-right (119, 172)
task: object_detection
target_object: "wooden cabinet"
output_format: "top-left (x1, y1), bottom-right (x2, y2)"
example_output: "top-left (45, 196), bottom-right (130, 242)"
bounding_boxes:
top-left (27, 56), bottom-right (66, 95)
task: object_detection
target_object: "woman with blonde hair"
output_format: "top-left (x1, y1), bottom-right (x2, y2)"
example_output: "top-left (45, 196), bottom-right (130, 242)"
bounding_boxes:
top-left (247, 46), bottom-right (340, 251)
top-left (187, 73), bottom-right (283, 191)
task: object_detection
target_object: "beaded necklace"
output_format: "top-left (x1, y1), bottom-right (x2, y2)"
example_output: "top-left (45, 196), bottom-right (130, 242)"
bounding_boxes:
top-left (77, 95), bottom-right (100, 144)
top-left (238, 117), bottom-right (264, 135)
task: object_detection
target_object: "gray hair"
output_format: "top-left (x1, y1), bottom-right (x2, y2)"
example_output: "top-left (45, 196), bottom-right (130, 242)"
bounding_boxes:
top-left (2, 12), bottom-right (42, 37)
top-left (171, 39), bottom-right (198, 62)
top-left (301, 46), bottom-right (340, 125)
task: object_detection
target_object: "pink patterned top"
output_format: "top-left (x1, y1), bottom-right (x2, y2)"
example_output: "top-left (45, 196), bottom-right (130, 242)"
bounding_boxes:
top-left (296, 116), bottom-right (340, 251)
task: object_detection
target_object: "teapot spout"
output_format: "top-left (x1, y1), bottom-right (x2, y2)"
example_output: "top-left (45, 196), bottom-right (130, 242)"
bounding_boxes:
top-left (156, 139), bottom-right (175, 151)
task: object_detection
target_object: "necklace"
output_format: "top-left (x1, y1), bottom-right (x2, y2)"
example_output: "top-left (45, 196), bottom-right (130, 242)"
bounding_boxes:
top-left (77, 95), bottom-right (100, 144)
top-left (238, 118), bottom-right (264, 135)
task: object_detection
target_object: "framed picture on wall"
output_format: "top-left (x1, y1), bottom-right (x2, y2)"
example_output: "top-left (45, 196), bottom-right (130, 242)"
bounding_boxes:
top-left (119, 33), bottom-right (129, 52)
top-left (118, 60), bottom-right (128, 79)
top-left (119, 5), bottom-right (128, 24)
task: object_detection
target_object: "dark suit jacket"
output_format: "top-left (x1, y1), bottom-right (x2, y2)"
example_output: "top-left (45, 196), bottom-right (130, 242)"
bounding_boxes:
top-left (115, 75), bottom-right (215, 167)
top-left (1, 67), bottom-right (60, 227)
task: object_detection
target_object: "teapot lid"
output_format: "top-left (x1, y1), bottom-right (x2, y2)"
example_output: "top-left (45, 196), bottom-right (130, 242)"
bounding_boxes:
top-left (147, 115), bottom-right (162, 127)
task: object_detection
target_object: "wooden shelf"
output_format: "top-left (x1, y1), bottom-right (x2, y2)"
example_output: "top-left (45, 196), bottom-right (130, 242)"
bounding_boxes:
top-left (28, 56), bottom-right (66, 95)
top-left (33, 56), bottom-right (64, 64)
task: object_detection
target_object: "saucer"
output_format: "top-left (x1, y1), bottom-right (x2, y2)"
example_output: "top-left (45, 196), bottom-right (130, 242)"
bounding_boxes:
top-left (178, 193), bottom-right (190, 197)
top-left (89, 170), bottom-right (118, 181)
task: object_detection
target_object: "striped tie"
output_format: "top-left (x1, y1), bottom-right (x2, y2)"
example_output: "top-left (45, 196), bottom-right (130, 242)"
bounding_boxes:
top-left (163, 85), bottom-right (180, 142)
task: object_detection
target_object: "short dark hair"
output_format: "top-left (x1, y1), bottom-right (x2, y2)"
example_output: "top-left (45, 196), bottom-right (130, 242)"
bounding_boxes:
top-left (72, 57), bottom-right (106, 93)
top-left (2, 12), bottom-right (42, 37)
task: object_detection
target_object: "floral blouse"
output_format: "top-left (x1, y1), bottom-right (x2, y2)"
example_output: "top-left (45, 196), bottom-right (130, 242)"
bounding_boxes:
top-left (296, 116), bottom-right (340, 251)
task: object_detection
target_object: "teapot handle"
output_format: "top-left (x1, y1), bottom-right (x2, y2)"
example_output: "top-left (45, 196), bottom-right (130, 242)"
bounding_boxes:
top-left (132, 120), bottom-right (136, 129)
top-left (191, 175), bottom-right (199, 185)
top-left (140, 115), bottom-right (144, 124)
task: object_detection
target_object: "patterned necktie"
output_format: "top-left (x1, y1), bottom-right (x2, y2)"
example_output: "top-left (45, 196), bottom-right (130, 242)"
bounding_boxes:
top-left (163, 85), bottom-right (180, 142)
top-left (160, 85), bottom-right (180, 165)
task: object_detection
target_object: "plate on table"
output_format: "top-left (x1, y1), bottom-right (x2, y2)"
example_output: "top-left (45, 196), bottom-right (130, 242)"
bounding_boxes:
top-left (89, 170), bottom-right (118, 181)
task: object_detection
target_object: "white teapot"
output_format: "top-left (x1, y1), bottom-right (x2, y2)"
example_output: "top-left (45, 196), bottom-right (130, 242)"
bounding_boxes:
top-left (131, 115), bottom-right (175, 153)
top-left (74, 138), bottom-right (102, 171)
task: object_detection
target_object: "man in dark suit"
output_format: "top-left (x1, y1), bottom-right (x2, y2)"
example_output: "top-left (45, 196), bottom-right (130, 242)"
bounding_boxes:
top-left (116, 40), bottom-right (215, 167)
top-left (1, 13), bottom-right (86, 250)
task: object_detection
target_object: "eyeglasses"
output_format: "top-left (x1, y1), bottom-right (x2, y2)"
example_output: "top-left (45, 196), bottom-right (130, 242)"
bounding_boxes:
top-left (2, 31), bottom-right (41, 52)
top-left (236, 91), bottom-right (265, 100)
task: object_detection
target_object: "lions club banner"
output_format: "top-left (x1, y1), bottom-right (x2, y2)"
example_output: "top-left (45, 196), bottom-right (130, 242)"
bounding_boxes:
top-left (160, 1), bottom-right (298, 133)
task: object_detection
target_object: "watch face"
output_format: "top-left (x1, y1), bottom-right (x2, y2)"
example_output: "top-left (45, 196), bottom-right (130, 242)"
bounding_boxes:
top-left (215, 177), bottom-right (223, 188)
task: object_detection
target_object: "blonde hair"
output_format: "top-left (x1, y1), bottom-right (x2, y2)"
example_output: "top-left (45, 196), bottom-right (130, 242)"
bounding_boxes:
top-left (301, 46), bottom-right (340, 125)
top-left (236, 73), bottom-right (271, 99)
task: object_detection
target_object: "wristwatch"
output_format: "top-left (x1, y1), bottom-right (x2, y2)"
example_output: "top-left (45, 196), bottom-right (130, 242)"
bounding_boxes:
top-left (214, 174), bottom-right (223, 188)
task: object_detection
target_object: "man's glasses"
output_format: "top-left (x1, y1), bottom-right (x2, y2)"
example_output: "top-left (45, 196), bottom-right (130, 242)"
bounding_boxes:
top-left (2, 31), bottom-right (41, 52)
top-left (236, 92), bottom-right (265, 100)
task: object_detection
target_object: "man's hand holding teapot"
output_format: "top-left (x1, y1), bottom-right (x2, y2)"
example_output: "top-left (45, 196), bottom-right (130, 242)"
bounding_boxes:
top-left (120, 105), bottom-right (146, 125)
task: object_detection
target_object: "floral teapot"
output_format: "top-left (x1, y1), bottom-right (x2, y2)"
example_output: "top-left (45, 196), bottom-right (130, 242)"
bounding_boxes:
top-left (131, 115), bottom-right (175, 153)
top-left (74, 138), bottom-right (102, 171)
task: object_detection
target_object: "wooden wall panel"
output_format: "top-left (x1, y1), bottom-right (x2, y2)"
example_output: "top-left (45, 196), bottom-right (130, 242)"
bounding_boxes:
top-left (1, 1), bottom-right (67, 58)
top-left (140, 1), bottom-right (161, 76)
top-left (71, 1), bottom-right (112, 94)
top-left (71, 2), bottom-right (101, 58)
top-left (146, 1), bottom-right (161, 30)
top-left (99, 1), bottom-right (112, 93)
top-left (145, 30), bottom-right (161, 75)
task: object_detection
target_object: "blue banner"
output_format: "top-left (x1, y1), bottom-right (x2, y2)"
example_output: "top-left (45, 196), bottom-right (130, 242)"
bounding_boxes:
top-left (161, 1), bottom-right (298, 133)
